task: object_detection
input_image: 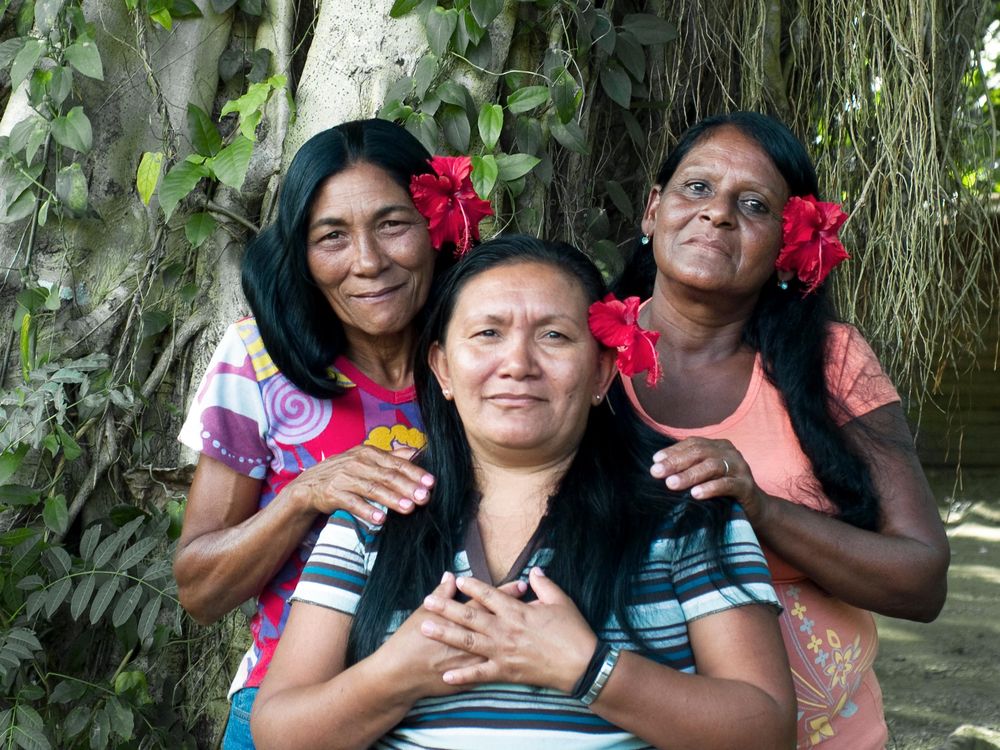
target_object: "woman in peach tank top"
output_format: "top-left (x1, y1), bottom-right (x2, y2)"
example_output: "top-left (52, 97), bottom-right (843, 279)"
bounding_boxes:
top-left (614, 112), bottom-right (949, 748)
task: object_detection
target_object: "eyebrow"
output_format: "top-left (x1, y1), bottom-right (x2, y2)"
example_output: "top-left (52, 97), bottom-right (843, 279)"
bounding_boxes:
top-left (308, 203), bottom-right (416, 231)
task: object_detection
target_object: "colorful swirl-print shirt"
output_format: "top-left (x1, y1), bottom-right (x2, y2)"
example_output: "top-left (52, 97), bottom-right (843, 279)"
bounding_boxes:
top-left (178, 317), bottom-right (425, 696)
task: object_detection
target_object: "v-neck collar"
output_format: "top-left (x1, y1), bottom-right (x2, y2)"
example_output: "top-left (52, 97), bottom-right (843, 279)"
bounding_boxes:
top-left (463, 516), bottom-right (548, 587)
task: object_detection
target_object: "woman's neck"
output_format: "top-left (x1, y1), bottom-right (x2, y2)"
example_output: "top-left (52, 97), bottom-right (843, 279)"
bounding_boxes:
top-left (473, 453), bottom-right (573, 521)
top-left (344, 329), bottom-right (417, 390)
top-left (645, 278), bottom-right (756, 363)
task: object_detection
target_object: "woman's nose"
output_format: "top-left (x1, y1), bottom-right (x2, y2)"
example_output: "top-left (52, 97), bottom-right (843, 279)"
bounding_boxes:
top-left (699, 193), bottom-right (737, 226)
top-left (497, 335), bottom-right (538, 379)
top-left (353, 233), bottom-right (390, 276)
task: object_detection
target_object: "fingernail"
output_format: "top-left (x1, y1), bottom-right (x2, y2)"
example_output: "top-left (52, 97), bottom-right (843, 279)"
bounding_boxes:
top-left (455, 575), bottom-right (466, 588)
top-left (532, 566), bottom-right (545, 577)
top-left (421, 474), bottom-right (435, 487)
top-left (442, 671), bottom-right (455, 683)
top-left (414, 488), bottom-right (428, 501)
top-left (666, 475), bottom-right (680, 489)
top-left (650, 463), bottom-right (665, 477)
top-left (517, 581), bottom-right (528, 592)
top-left (653, 452), bottom-right (665, 462)
top-left (421, 621), bottom-right (436, 635)
top-left (424, 595), bottom-right (440, 608)
top-left (399, 498), bottom-right (414, 510)
top-left (441, 571), bottom-right (450, 584)
top-left (371, 510), bottom-right (385, 523)
top-left (692, 486), bottom-right (703, 498)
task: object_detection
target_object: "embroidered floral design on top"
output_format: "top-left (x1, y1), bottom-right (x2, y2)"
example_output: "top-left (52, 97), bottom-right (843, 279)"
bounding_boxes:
top-left (409, 155), bottom-right (493, 256)
top-left (776, 195), bottom-right (850, 293)
top-left (588, 294), bottom-right (663, 386)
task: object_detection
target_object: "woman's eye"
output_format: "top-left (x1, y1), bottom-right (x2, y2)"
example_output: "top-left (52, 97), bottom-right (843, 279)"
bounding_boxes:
top-left (684, 181), bottom-right (712, 195)
top-left (474, 329), bottom-right (498, 338)
top-left (739, 198), bottom-right (773, 217)
top-left (542, 330), bottom-right (567, 340)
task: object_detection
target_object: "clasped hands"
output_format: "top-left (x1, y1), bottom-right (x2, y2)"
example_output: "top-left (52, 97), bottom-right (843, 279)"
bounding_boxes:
top-left (382, 568), bottom-right (598, 698)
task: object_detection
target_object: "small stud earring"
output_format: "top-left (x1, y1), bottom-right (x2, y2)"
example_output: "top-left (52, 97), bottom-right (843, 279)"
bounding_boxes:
top-left (640, 234), bottom-right (650, 246)
top-left (594, 393), bottom-right (603, 404)
top-left (778, 279), bottom-right (789, 290)
top-left (442, 389), bottom-right (451, 399)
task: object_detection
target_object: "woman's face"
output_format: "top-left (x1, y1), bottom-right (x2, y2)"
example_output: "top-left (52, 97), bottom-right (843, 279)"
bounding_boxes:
top-left (641, 126), bottom-right (791, 301)
top-left (429, 261), bottom-right (616, 468)
top-left (306, 161), bottom-right (435, 347)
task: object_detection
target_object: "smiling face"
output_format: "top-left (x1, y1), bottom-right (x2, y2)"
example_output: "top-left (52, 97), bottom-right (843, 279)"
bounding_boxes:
top-left (305, 161), bottom-right (435, 353)
top-left (428, 261), bottom-right (616, 468)
top-left (641, 126), bottom-right (791, 303)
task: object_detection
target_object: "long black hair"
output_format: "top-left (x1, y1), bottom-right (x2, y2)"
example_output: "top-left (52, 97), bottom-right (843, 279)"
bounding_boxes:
top-left (241, 119), bottom-right (442, 398)
top-left (348, 235), bottom-right (738, 664)
top-left (615, 111), bottom-right (879, 531)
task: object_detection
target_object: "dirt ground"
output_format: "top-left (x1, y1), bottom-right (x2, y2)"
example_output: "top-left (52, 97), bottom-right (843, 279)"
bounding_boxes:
top-left (875, 469), bottom-right (1000, 750)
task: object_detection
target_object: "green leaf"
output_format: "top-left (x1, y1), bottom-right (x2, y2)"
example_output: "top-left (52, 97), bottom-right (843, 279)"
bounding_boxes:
top-left (614, 30), bottom-right (645, 81)
top-left (45, 545), bottom-right (72, 577)
top-left (63, 706), bottom-right (91, 739)
top-left (158, 159), bottom-right (209, 221)
top-left (550, 118), bottom-right (589, 154)
top-left (389, 0), bottom-right (422, 17)
top-left (550, 70), bottom-right (580, 124)
top-left (48, 65), bottom-right (73, 106)
top-left (621, 14), bottom-right (677, 46)
top-left (27, 68), bottom-right (51, 108)
top-left (0, 444), bottom-right (29, 484)
top-left (0, 527), bottom-right (39, 547)
top-left (50, 107), bottom-right (93, 153)
top-left (593, 9), bottom-right (615, 54)
top-left (34, 0), bottom-right (64, 34)
top-left (16, 0), bottom-right (34, 35)
top-left (435, 80), bottom-right (471, 111)
top-left (208, 135), bottom-right (253, 189)
top-left (210, 0), bottom-right (238, 11)
top-left (42, 493), bottom-right (69, 534)
top-left (89, 707), bottom-right (109, 750)
top-left (137, 596), bottom-right (161, 642)
top-left (413, 53), bottom-right (437, 99)
top-left (495, 152), bottom-right (540, 181)
top-left (69, 572), bottom-right (95, 620)
top-left (470, 154), bottom-right (498, 198)
top-left (10, 38), bottom-right (44, 91)
top-left (170, 0), bottom-right (203, 17)
top-left (54, 423), bottom-right (82, 460)
top-left (0, 38), bottom-right (26, 70)
top-left (64, 35), bottom-right (104, 81)
top-left (117, 536), bottom-right (159, 571)
top-left (425, 6), bottom-right (458, 57)
top-left (184, 211), bottom-right (216, 247)
top-left (111, 585), bottom-right (142, 627)
top-left (149, 7), bottom-right (172, 29)
top-left (514, 115), bottom-right (542, 155)
top-left (506, 85), bottom-right (549, 114)
top-left (477, 103), bottom-right (503, 150)
top-left (89, 577), bottom-right (120, 624)
top-left (247, 47), bottom-right (271, 83)
top-left (238, 0), bottom-right (262, 15)
top-left (218, 48), bottom-right (244, 82)
top-left (44, 576), bottom-right (71, 616)
top-left (187, 103), bottom-right (222, 157)
top-left (439, 105), bottom-right (471, 153)
top-left (403, 112), bottom-right (438, 154)
top-left (599, 60), bottom-right (631, 108)
top-left (1, 187), bottom-right (37, 225)
top-left (50, 680), bottom-right (87, 704)
top-left (136, 151), bottom-right (163, 206)
top-left (80, 524), bottom-right (101, 562)
top-left (469, 0), bottom-right (502, 27)
top-left (55, 163), bottom-right (89, 216)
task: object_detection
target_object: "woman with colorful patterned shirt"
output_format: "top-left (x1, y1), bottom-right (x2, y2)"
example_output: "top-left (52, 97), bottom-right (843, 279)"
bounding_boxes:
top-left (615, 112), bottom-right (950, 747)
top-left (251, 237), bottom-right (796, 749)
top-left (173, 119), bottom-right (481, 749)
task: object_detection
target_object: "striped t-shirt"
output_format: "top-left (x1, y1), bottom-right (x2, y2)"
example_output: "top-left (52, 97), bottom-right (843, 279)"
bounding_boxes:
top-left (293, 506), bottom-right (779, 749)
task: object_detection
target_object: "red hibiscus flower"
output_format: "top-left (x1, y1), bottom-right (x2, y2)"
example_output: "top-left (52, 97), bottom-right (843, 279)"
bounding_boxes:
top-left (776, 195), bottom-right (850, 293)
top-left (588, 294), bottom-right (663, 386)
top-left (409, 156), bottom-right (493, 256)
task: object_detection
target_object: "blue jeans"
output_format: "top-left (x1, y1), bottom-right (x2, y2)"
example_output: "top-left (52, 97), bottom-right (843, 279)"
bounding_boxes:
top-left (222, 688), bottom-right (258, 750)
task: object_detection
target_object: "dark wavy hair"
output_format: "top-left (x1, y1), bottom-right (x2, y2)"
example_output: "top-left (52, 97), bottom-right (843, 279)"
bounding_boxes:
top-left (348, 235), bottom-right (737, 664)
top-left (241, 119), bottom-right (441, 398)
top-left (615, 111), bottom-right (879, 531)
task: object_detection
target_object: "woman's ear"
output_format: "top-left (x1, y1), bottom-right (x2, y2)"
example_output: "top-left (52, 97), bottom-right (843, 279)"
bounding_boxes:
top-left (428, 341), bottom-right (452, 399)
top-left (640, 186), bottom-right (662, 238)
top-left (593, 348), bottom-right (618, 402)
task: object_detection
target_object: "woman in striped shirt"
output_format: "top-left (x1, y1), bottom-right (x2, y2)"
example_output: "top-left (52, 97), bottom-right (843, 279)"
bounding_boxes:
top-left (251, 236), bottom-right (796, 749)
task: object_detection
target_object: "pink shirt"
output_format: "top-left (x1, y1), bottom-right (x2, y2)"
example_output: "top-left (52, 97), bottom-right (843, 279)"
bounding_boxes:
top-left (623, 323), bottom-right (899, 749)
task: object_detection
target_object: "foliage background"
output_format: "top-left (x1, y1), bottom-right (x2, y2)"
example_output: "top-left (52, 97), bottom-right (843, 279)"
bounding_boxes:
top-left (0, 0), bottom-right (997, 746)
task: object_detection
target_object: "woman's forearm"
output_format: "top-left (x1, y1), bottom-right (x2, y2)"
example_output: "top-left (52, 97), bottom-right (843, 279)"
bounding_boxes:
top-left (252, 655), bottom-right (415, 750)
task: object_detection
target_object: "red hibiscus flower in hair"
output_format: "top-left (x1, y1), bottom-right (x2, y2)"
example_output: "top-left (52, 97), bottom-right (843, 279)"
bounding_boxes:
top-left (409, 156), bottom-right (493, 256)
top-left (776, 195), bottom-right (850, 293)
top-left (588, 294), bottom-right (662, 387)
